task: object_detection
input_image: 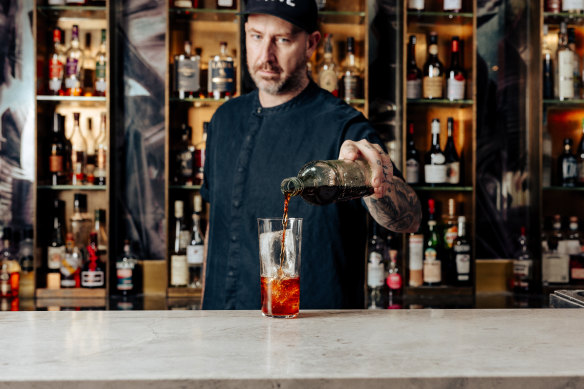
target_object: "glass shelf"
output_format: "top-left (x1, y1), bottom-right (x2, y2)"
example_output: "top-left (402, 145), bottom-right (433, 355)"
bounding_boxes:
top-left (407, 11), bottom-right (473, 25)
top-left (347, 98), bottom-right (366, 105)
top-left (37, 5), bottom-right (106, 19)
top-left (412, 185), bottom-right (473, 192)
top-left (543, 186), bottom-right (584, 191)
top-left (170, 97), bottom-right (229, 104)
top-left (38, 185), bottom-right (107, 191)
top-left (169, 185), bottom-right (202, 190)
top-left (37, 95), bottom-right (107, 106)
top-left (407, 98), bottom-right (473, 106)
top-left (543, 99), bottom-right (584, 107)
top-left (544, 12), bottom-right (584, 25)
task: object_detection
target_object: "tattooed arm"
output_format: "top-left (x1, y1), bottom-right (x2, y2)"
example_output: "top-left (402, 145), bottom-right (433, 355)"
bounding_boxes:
top-left (339, 139), bottom-right (422, 233)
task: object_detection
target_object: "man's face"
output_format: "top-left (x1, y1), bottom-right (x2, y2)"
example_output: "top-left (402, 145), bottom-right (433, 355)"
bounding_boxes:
top-left (245, 14), bottom-right (314, 95)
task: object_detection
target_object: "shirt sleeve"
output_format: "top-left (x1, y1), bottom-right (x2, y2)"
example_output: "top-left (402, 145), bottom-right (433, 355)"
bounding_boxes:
top-left (200, 119), bottom-right (213, 203)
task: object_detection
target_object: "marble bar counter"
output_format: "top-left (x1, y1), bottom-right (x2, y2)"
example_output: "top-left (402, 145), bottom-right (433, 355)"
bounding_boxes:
top-left (2, 309), bottom-right (583, 388)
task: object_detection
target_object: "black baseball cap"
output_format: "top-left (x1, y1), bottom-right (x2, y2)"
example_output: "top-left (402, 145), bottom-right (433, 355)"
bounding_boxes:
top-left (242, 0), bottom-right (318, 33)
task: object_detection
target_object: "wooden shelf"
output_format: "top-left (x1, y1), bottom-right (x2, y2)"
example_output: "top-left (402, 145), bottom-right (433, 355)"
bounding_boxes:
top-left (544, 12), bottom-right (584, 25)
top-left (543, 99), bottom-right (584, 107)
top-left (167, 287), bottom-right (202, 298)
top-left (37, 95), bottom-right (107, 106)
top-left (407, 11), bottom-right (473, 25)
top-left (36, 288), bottom-right (106, 299)
top-left (543, 186), bottom-right (584, 191)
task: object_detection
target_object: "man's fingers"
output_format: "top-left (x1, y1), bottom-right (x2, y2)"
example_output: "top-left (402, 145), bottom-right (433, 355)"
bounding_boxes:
top-left (339, 140), bottom-right (360, 160)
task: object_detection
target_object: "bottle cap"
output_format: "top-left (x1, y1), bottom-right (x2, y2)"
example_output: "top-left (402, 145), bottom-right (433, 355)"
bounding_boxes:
top-left (458, 215), bottom-right (466, 223)
top-left (409, 35), bottom-right (416, 44)
top-left (431, 119), bottom-right (440, 134)
top-left (174, 200), bottom-right (184, 218)
top-left (428, 198), bottom-right (435, 214)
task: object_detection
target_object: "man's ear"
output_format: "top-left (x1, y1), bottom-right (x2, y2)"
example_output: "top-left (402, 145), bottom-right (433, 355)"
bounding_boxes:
top-left (306, 31), bottom-right (321, 58)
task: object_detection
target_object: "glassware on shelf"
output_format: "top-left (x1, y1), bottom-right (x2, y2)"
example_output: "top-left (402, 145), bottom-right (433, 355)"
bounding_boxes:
top-left (70, 193), bottom-right (92, 250)
top-left (69, 112), bottom-right (87, 185)
top-left (170, 200), bottom-right (189, 287)
top-left (557, 22), bottom-right (574, 101)
top-left (444, 117), bottom-right (461, 185)
top-left (405, 122), bottom-right (420, 184)
top-left (49, 113), bottom-right (67, 186)
top-left (95, 112), bottom-right (107, 186)
top-left (61, 233), bottom-right (81, 288)
top-left (82, 32), bottom-right (94, 96)
top-left (340, 37), bottom-right (362, 102)
top-left (94, 29), bottom-right (107, 97)
top-left (81, 232), bottom-right (105, 289)
top-left (423, 199), bottom-right (442, 286)
top-left (186, 195), bottom-right (204, 288)
top-left (406, 35), bottom-right (422, 100)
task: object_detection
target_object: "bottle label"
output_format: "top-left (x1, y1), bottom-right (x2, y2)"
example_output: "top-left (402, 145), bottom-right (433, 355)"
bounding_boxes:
top-left (49, 58), bottom-right (63, 82)
top-left (558, 50), bottom-right (575, 99)
top-left (542, 253), bottom-right (569, 283)
top-left (408, 0), bottom-right (424, 10)
top-left (97, 148), bottom-right (107, 170)
top-left (423, 251), bottom-right (441, 283)
top-left (50, 155), bottom-right (64, 173)
top-left (319, 69), bottom-right (338, 94)
top-left (387, 273), bottom-right (402, 290)
top-left (423, 76), bottom-right (443, 99)
top-left (447, 78), bottom-right (465, 100)
top-left (407, 79), bottom-right (422, 99)
top-left (61, 252), bottom-right (80, 276)
top-left (406, 159), bottom-right (419, 184)
top-left (513, 259), bottom-right (532, 277)
top-left (217, 0), bottom-right (233, 6)
top-left (563, 0), bottom-right (583, 10)
top-left (408, 234), bottom-right (424, 287)
top-left (455, 251), bottom-right (470, 275)
top-left (209, 59), bottom-right (235, 94)
top-left (446, 161), bottom-right (460, 184)
top-left (171, 254), bottom-right (189, 286)
top-left (343, 75), bottom-right (358, 100)
top-left (47, 246), bottom-right (65, 270)
top-left (562, 158), bottom-right (578, 181)
top-left (96, 60), bottom-right (106, 79)
top-left (117, 268), bottom-right (134, 290)
top-left (571, 267), bottom-right (584, 280)
top-left (444, 226), bottom-right (458, 248)
top-left (424, 164), bottom-right (447, 183)
top-left (367, 252), bottom-right (384, 287)
top-left (65, 58), bottom-right (79, 78)
top-left (81, 270), bottom-right (105, 287)
top-left (443, 0), bottom-right (461, 10)
top-left (187, 245), bottom-right (204, 264)
top-left (179, 231), bottom-right (191, 250)
top-left (178, 150), bottom-right (193, 178)
top-left (176, 59), bottom-right (200, 93)
top-left (174, 0), bottom-right (192, 6)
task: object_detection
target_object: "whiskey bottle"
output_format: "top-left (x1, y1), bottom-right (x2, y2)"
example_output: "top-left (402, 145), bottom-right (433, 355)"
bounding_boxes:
top-left (423, 32), bottom-right (444, 99)
top-left (70, 193), bottom-right (92, 250)
top-left (366, 222), bottom-right (387, 309)
top-left (61, 233), bottom-right (81, 288)
top-left (512, 227), bottom-right (533, 293)
top-left (424, 118), bottom-right (447, 185)
top-left (558, 138), bottom-right (578, 187)
top-left (406, 35), bottom-right (422, 100)
top-left (194, 122), bottom-right (208, 185)
top-left (442, 198), bottom-right (458, 253)
top-left (568, 28), bottom-right (581, 99)
top-left (47, 200), bottom-right (65, 289)
top-left (186, 194), bottom-right (204, 288)
top-left (443, 0), bottom-right (461, 12)
top-left (318, 34), bottom-right (339, 97)
top-left (577, 119), bottom-right (584, 186)
top-left (81, 232), bottom-right (105, 288)
top-left (444, 117), bottom-right (460, 185)
top-left (408, 232), bottom-right (424, 287)
top-left (48, 28), bottom-right (66, 95)
top-left (341, 37), bottom-right (361, 102)
top-left (65, 25), bottom-right (84, 96)
top-left (82, 33), bottom-right (94, 96)
top-left (174, 123), bottom-right (195, 185)
top-left (94, 29), bottom-right (107, 97)
top-left (174, 40), bottom-right (200, 99)
top-left (557, 22), bottom-right (574, 100)
top-left (446, 36), bottom-right (465, 101)
top-left (49, 113), bottom-right (66, 186)
top-left (70, 112), bottom-right (87, 185)
top-left (280, 160), bottom-right (374, 205)
top-left (542, 25), bottom-right (554, 100)
top-left (94, 112), bottom-right (107, 186)
top-left (407, 0), bottom-right (424, 11)
top-left (208, 41), bottom-right (235, 99)
top-left (116, 240), bottom-right (137, 295)
top-left (423, 199), bottom-right (442, 286)
top-left (405, 122), bottom-right (420, 184)
top-left (171, 200), bottom-right (189, 287)
top-left (453, 216), bottom-right (471, 285)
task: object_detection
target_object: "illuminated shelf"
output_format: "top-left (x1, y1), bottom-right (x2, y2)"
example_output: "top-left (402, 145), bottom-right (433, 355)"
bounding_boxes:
top-left (36, 288), bottom-right (106, 299)
top-left (169, 185), bottom-right (202, 190)
top-left (170, 97), bottom-right (229, 104)
top-left (37, 5), bottom-right (106, 19)
top-left (543, 186), bottom-right (584, 191)
top-left (170, 7), bottom-right (238, 14)
top-left (544, 12), bottom-right (584, 24)
top-left (407, 11), bottom-right (473, 25)
top-left (38, 185), bottom-right (107, 191)
top-left (543, 99), bottom-right (584, 107)
top-left (37, 95), bottom-right (107, 104)
top-left (412, 185), bottom-right (473, 192)
top-left (407, 98), bottom-right (473, 106)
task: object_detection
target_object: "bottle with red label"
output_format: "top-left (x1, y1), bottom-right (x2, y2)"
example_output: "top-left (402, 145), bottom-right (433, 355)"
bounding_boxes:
top-left (446, 36), bottom-right (465, 101)
top-left (48, 28), bottom-right (66, 95)
top-left (116, 240), bottom-right (137, 295)
top-left (81, 232), bottom-right (105, 289)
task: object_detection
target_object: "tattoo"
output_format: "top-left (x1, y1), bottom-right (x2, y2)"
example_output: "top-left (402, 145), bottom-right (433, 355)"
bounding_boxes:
top-left (364, 177), bottom-right (421, 233)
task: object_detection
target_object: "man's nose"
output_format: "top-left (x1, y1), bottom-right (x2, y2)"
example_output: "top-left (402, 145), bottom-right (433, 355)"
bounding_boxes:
top-left (258, 39), bottom-right (276, 63)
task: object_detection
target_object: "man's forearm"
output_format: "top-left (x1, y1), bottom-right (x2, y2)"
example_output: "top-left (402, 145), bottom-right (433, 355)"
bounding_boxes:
top-left (364, 176), bottom-right (422, 233)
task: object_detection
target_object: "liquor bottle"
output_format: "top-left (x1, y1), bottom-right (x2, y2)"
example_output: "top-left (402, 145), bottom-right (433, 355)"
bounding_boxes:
top-left (174, 123), bottom-right (195, 185)
top-left (94, 112), bottom-right (107, 185)
top-left (63, 122), bottom-right (73, 184)
top-left (562, 0), bottom-right (584, 13)
top-left (408, 232), bottom-right (424, 287)
top-left (386, 247), bottom-right (402, 303)
top-left (19, 228), bottom-right (34, 274)
top-left (195, 122), bottom-right (208, 185)
top-left (568, 28), bottom-right (581, 99)
top-left (405, 122), bottom-right (420, 184)
top-left (216, 0), bottom-right (236, 10)
top-left (94, 29), bottom-right (107, 97)
top-left (366, 223), bottom-right (387, 309)
top-left (341, 37), bottom-right (361, 102)
top-left (562, 216), bottom-right (582, 255)
top-left (280, 160), bottom-right (374, 205)
top-left (548, 214), bottom-right (563, 253)
top-left (116, 240), bottom-right (137, 295)
top-left (318, 34), bottom-right (339, 97)
top-left (208, 41), bottom-right (235, 99)
top-left (543, 25), bottom-right (554, 100)
top-left (187, 195), bottom-right (204, 288)
top-left (171, 200), bottom-right (189, 287)
top-left (94, 209), bottom-right (108, 256)
top-left (407, 0), bottom-right (424, 11)
top-left (315, 0), bottom-right (326, 10)
top-left (48, 28), bottom-right (66, 95)
top-left (543, 113), bottom-right (553, 188)
top-left (0, 228), bottom-right (14, 297)
top-left (545, 0), bottom-right (561, 13)
top-left (423, 32), bottom-right (444, 99)
top-left (70, 193), bottom-right (92, 250)
top-left (406, 35), bottom-right (422, 100)
top-left (446, 36), bottom-right (465, 101)
top-left (577, 119), bottom-right (584, 186)
top-left (85, 117), bottom-right (96, 184)
top-left (453, 216), bottom-right (471, 285)
top-left (48, 0), bottom-right (65, 5)
top-left (558, 138), bottom-right (578, 187)
top-left (569, 219), bottom-right (584, 283)
top-left (3, 228), bottom-right (20, 297)
top-left (557, 22), bottom-right (574, 100)
top-left (423, 199), bottom-right (442, 286)
top-left (444, 117), bottom-right (460, 185)
top-left (61, 233), bottom-right (81, 288)
top-left (49, 113), bottom-right (66, 185)
top-left (512, 227), bottom-right (533, 293)
top-left (442, 198), bottom-right (458, 255)
top-left (65, 25), bottom-right (84, 96)
top-left (174, 40), bottom-right (200, 99)
top-left (81, 232), bottom-right (105, 288)
top-left (443, 0), bottom-right (461, 12)
top-left (47, 201), bottom-right (65, 289)
top-left (82, 33), bottom-right (94, 96)
top-left (424, 118), bottom-right (447, 185)
top-left (70, 112), bottom-right (87, 185)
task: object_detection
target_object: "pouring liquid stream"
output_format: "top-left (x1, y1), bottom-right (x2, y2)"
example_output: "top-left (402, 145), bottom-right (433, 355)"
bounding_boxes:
top-left (279, 192), bottom-right (292, 276)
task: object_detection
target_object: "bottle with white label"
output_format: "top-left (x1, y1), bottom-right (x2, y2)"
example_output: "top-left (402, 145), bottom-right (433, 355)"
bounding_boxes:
top-left (408, 233), bottom-right (424, 287)
top-left (557, 22), bottom-right (574, 100)
top-left (446, 36), bottom-right (465, 101)
top-left (406, 35), bottom-right (422, 99)
top-left (116, 240), bottom-right (137, 295)
top-left (424, 119), bottom-right (447, 185)
top-left (187, 194), bottom-right (205, 288)
top-left (562, 0), bottom-right (584, 13)
top-left (171, 200), bottom-right (189, 287)
top-left (423, 199), bottom-right (442, 286)
top-left (406, 122), bottom-right (420, 184)
top-left (47, 200), bottom-right (65, 289)
top-left (453, 216), bottom-right (471, 285)
top-left (443, 0), bottom-right (462, 12)
top-left (444, 117), bottom-right (460, 185)
top-left (512, 227), bottom-right (533, 293)
top-left (367, 223), bottom-right (387, 309)
top-left (423, 32), bottom-right (444, 99)
top-left (408, 0), bottom-right (424, 11)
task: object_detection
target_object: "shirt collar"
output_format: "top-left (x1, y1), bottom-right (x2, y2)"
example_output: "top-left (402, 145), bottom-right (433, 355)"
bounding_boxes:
top-left (252, 81), bottom-right (319, 114)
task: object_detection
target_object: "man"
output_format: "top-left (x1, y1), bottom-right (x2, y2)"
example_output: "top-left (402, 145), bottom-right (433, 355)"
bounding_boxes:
top-left (200, 0), bottom-right (421, 310)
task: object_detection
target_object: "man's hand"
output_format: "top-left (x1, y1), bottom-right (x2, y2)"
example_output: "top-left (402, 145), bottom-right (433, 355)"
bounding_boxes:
top-left (338, 139), bottom-right (422, 233)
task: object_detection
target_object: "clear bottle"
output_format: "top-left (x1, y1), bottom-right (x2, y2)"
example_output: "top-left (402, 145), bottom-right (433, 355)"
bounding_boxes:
top-left (280, 160), bottom-right (374, 205)
top-left (408, 232), bottom-right (424, 287)
top-left (424, 118), bottom-right (447, 185)
top-left (81, 232), bottom-right (105, 288)
top-left (558, 137), bottom-right (578, 187)
top-left (70, 193), bottom-right (92, 250)
top-left (557, 22), bottom-right (574, 101)
top-left (565, 216), bottom-right (582, 255)
top-left (366, 222), bottom-right (387, 309)
top-left (512, 227), bottom-right (533, 293)
top-left (48, 28), bottom-right (66, 95)
top-left (85, 117), bottom-right (96, 184)
top-left (65, 25), bottom-right (84, 96)
top-left (423, 32), bottom-right (444, 99)
top-left (116, 240), bottom-right (137, 295)
top-left (174, 40), bottom-right (201, 99)
top-left (171, 200), bottom-right (189, 287)
top-left (49, 113), bottom-right (66, 186)
top-left (82, 32), bottom-right (94, 96)
top-left (94, 209), bottom-right (108, 256)
top-left (0, 228), bottom-right (14, 298)
top-left (186, 194), bottom-right (204, 288)
top-left (174, 123), bottom-right (194, 185)
top-left (95, 112), bottom-right (107, 186)
top-left (70, 112), bottom-right (87, 185)
top-left (568, 28), bottom-right (581, 99)
top-left (543, 25), bottom-right (554, 100)
top-left (341, 37), bottom-right (361, 102)
top-left (576, 119), bottom-right (584, 186)
top-left (444, 117), bottom-right (461, 185)
top-left (446, 36), bottom-right (465, 101)
top-left (423, 199), bottom-right (442, 286)
top-left (318, 34), bottom-right (339, 97)
top-left (61, 233), bottom-right (81, 288)
top-left (406, 35), bottom-right (422, 100)
top-left (405, 122), bottom-right (420, 184)
top-left (208, 41), bottom-right (235, 99)
top-left (47, 201), bottom-right (65, 289)
top-left (19, 228), bottom-right (33, 274)
top-left (443, 0), bottom-right (462, 12)
top-left (194, 122), bottom-right (208, 185)
top-left (94, 29), bottom-right (107, 97)
top-left (407, 0), bottom-right (424, 11)
top-left (453, 216), bottom-right (471, 285)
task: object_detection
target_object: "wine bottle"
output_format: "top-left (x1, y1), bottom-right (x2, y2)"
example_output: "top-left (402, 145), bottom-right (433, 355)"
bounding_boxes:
top-left (577, 119), bottom-right (584, 186)
top-left (406, 35), bottom-right (422, 100)
top-left (444, 117), bottom-right (460, 185)
top-left (446, 36), bottom-right (465, 101)
top-left (423, 32), bottom-right (444, 99)
top-left (542, 25), bottom-right (554, 100)
top-left (405, 122), bottom-right (421, 184)
top-left (170, 200), bottom-right (189, 287)
top-left (558, 138), bottom-right (578, 187)
top-left (186, 195), bottom-right (205, 288)
top-left (557, 22), bottom-right (574, 100)
top-left (424, 119), bottom-right (447, 185)
top-left (453, 216), bottom-right (471, 285)
top-left (49, 113), bottom-right (66, 186)
top-left (423, 199), bottom-right (442, 286)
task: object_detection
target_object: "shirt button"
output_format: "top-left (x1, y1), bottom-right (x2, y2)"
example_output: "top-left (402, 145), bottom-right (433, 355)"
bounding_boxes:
top-left (233, 200), bottom-right (240, 208)
top-left (231, 235), bottom-right (237, 242)
top-left (238, 167), bottom-right (244, 173)
top-left (257, 107), bottom-right (262, 114)
top-left (228, 271), bottom-right (234, 277)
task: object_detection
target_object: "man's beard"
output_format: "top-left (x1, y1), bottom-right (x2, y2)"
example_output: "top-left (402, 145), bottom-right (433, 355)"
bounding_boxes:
top-left (250, 59), bottom-right (307, 95)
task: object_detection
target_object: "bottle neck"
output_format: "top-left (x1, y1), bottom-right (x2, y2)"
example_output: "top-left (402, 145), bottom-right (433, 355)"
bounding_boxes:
top-left (281, 177), bottom-right (303, 197)
top-left (450, 44), bottom-right (460, 68)
top-left (408, 43), bottom-right (417, 66)
top-left (458, 222), bottom-right (466, 237)
top-left (432, 132), bottom-right (441, 148)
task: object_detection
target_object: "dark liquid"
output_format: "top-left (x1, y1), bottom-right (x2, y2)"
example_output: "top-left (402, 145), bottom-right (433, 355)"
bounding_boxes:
top-left (299, 185), bottom-right (374, 205)
top-left (280, 193), bottom-right (291, 268)
top-left (261, 276), bottom-right (300, 317)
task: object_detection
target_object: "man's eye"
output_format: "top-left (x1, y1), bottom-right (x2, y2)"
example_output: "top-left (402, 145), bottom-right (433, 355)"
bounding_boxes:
top-left (251, 33), bottom-right (261, 40)
top-left (278, 38), bottom-right (290, 43)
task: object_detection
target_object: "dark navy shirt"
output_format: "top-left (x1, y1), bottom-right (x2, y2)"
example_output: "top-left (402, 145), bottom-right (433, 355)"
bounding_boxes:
top-left (200, 81), bottom-right (403, 310)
